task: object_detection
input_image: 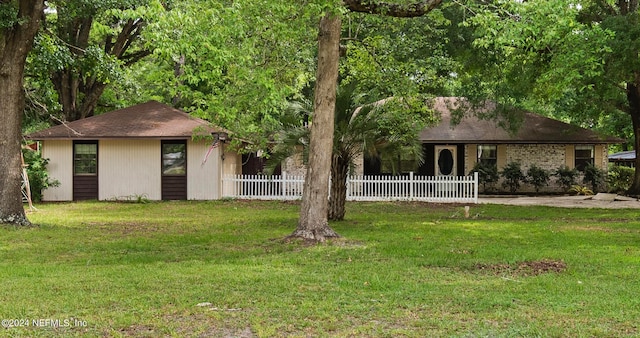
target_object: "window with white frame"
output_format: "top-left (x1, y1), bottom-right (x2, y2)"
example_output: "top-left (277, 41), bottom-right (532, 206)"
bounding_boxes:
top-left (477, 145), bottom-right (497, 168)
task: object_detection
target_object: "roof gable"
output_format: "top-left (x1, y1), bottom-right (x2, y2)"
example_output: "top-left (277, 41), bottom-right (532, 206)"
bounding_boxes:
top-left (26, 101), bottom-right (224, 140)
top-left (419, 97), bottom-right (623, 144)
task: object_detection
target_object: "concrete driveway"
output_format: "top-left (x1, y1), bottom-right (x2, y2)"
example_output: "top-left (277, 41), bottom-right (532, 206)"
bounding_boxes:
top-left (478, 193), bottom-right (640, 209)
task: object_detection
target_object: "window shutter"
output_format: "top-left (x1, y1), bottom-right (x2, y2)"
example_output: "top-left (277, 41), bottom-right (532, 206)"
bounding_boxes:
top-left (594, 144), bottom-right (604, 169)
top-left (497, 144), bottom-right (507, 170)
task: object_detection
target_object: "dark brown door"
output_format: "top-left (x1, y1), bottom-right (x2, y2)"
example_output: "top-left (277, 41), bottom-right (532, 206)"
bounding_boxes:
top-left (161, 140), bottom-right (187, 200)
top-left (73, 141), bottom-right (99, 200)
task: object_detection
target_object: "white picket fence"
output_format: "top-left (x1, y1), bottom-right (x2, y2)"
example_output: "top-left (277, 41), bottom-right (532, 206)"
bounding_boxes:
top-left (222, 172), bottom-right (478, 203)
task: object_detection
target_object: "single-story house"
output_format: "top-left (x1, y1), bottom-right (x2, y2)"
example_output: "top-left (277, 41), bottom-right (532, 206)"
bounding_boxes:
top-left (363, 97), bottom-right (624, 192)
top-left (26, 101), bottom-right (242, 201)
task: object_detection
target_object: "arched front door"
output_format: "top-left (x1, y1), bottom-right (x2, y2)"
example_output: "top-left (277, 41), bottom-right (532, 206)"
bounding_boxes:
top-left (435, 145), bottom-right (457, 176)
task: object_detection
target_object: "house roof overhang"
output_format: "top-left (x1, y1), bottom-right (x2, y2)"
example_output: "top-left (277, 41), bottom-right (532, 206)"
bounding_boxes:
top-left (25, 101), bottom-right (229, 141)
top-left (419, 97), bottom-right (625, 145)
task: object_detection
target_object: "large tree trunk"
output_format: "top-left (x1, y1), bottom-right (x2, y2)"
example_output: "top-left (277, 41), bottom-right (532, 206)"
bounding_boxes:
top-left (52, 69), bottom-right (109, 121)
top-left (290, 13), bottom-right (342, 242)
top-left (51, 15), bottom-right (148, 121)
top-left (328, 153), bottom-right (349, 221)
top-left (626, 79), bottom-right (640, 195)
top-left (0, 0), bottom-right (45, 226)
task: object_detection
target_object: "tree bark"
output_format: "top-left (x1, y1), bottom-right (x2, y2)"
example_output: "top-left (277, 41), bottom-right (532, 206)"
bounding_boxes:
top-left (51, 15), bottom-right (148, 121)
top-left (328, 153), bottom-right (349, 221)
top-left (0, 0), bottom-right (45, 226)
top-left (290, 12), bottom-right (342, 242)
top-left (626, 78), bottom-right (640, 195)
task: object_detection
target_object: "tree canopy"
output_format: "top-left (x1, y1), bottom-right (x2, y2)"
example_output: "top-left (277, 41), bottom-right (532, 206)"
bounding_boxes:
top-left (6, 0), bottom-right (640, 228)
top-left (462, 0), bottom-right (640, 193)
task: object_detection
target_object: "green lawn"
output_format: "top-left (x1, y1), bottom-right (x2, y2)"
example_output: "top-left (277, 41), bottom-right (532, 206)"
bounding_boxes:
top-left (1, 201), bottom-right (639, 337)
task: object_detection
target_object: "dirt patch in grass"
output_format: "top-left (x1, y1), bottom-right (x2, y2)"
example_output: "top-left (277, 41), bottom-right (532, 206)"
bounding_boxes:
top-left (475, 259), bottom-right (567, 277)
top-left (276, 236), bottom-right (366, 249)
top-left (116, 324), bottom-right (158, 337)
top-left (87, 221), bottom-right (163, 235)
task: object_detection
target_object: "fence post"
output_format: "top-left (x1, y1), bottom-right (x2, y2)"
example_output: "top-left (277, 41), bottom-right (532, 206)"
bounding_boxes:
top-left (409, 172), bottom-right (414, 200)
top-left (282, 172), bottom-right (286, 199)
top-left (474, 171), bottom-right (479, 204)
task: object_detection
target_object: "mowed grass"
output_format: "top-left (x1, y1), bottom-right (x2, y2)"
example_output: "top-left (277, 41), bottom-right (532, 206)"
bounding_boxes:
top-left (1, 200), bottom-right (640, 337)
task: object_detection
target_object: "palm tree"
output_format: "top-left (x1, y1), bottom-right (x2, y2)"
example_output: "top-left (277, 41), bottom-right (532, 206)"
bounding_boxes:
top-left (269, 82), bottom-right (428, 220)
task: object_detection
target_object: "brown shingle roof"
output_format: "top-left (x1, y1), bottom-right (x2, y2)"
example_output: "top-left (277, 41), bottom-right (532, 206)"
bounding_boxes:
top-left (26, 101), bottom-right (226, 140)
top-left (419, 97), bottom-right (623, 144)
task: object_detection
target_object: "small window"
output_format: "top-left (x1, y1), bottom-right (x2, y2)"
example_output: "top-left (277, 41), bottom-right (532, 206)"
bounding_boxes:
top-left (162, 141), bottom-right (186, 175)
top-left (74, 142), bottom-right (98, 175)
top-left (575, 145), bottom-right (594, 171)
top-left (477, 145), bottom-right (497, 168)
top-left (380, 152), bottom-right (419, 174)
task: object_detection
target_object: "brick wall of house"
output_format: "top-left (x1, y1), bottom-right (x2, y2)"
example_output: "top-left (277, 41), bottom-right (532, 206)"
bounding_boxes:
top-left (466, 143), bottom-right (609, 194)
top-left (283, 143), bottom-right (610, 194)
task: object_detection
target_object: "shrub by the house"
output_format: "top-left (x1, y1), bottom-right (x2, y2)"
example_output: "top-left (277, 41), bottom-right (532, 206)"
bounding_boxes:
top-left (608, 165), bottom-right (634, 194)
top-left (23, 149), bottom-right (59, 202)
top-left (526, 164), bottom-right (550, 193)
top-left (554, 166), bottom-right (578, 192)
top-left (471, 162), bottom-right (499, 192)
top-left (500, 162), bottom-right (525, 193)
top-left (582, 164), bottom-right (606, 193)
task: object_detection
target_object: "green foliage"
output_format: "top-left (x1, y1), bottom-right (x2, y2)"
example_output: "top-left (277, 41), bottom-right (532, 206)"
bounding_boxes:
top-left (570, 185), bottom-right (594, 196)
top-left (134, 0), bottom-right (318, 147)
top-left (554, 166), bottom-right (578, 192)
top-left (582, 163), bottom-right (606, 193)
top-left (607, 165), bottom-right (635, 194)
top-left (470, 161), bottom-right (499, 192)
top-left (0, 2), bottom-right (19, 29)
top-left (23, 0), bottom-right (169, 121)
top-left (109, 193), bottom-right (150, 203)
top-left (342, 8), bottom-right (458, 100)
top-left (526, 164), bottom-right (550, 193)
top-left (500, 162), bottom-right (525, 193)
top-left (22, 149), bottom-right (59, 202)
top-left (268, 81), bottom-right (431, 172)
top-left (460, 0), bottom-right (637, 157)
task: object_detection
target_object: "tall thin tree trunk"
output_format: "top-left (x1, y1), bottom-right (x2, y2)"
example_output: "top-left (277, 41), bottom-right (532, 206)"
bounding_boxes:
top-left (291, 12), bottom-right (341, 242)
top-left (626, 79), bottom-right (640, 195)
top-left (172, 54), bottom-right (185, 106)
top-left (328, 153), bottom-right (348, 221)
top-left (0, 0), bottom-right (45, 225)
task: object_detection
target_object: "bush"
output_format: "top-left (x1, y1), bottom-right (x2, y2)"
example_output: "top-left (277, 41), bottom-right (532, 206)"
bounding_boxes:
top-left (470, 162), bottom-right (499, 192)
top-left (500, 162), bottom-right (525, 193)
top-left (608, 165), bottom-right (634, 194)
top-left (570, 185), bottom-right (594, 196)
top-left (582, 164), bottom-right (606, 193)
top-left (23, 148), bottom-right (59, 202)
top-left (526, 165), bottom-right (550, 193)
top-left (554, 166), bottom-right (578, 192)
